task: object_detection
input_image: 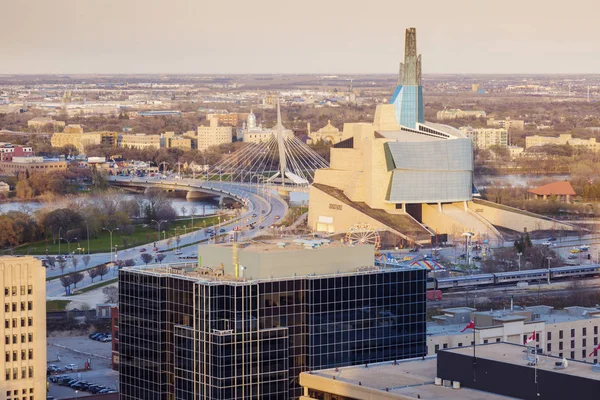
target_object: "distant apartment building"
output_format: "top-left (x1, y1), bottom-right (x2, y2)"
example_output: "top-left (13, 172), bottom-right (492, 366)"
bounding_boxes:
top-left (460, 126), bottom-right (508, 149)
top-left (525, 134), bottom-right (600, 151)
top-left (427, 306), bottom-right (600, 363)
top-left (436, 108), bottom-right (486, 120)
top-left (196, 117), bottom-right (232, 151)
top-left (27, 117), bottom-right (65, 130)
top-left (119, 133), bottom-right (161, 150)
top-left (487, 117), bottom-right (525, 130)
top-left (508, 145), bottom-right (525, 158)
top-left (63, 124), bottom-right (84, 134)
top-left (0, 256), bottom-right (47, 399)
top-left (0, 157), bottom-right (68, 175)
top-left (160, 132), bottom-right (193, 150)
top-left (137, 110), bottom-right (181, 117)
top-left (51, 130), bottom-right (119, 153)
top-left (0, 144), bottom-right (33, 162)
top-left (206, 112), bottom-right (248, 127)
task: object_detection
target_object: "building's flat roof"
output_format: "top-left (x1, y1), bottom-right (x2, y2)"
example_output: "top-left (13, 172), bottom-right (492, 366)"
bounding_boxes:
top-left (444, 342), bottom-right (600, 382)
top-left (303, 357), bottom-right (515, 399)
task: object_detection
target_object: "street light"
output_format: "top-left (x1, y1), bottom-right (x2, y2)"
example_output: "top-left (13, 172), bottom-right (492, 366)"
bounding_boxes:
top-left (84, 220), bottom-right (90, 255)
top-left (151, 219), bottom-right (167, 242)
top-left (60, 236), bottom-right (78, 255)
top-left (103, 227), bottom-right (119, 265)
top-left (58, 227), bottom-right (63, 256)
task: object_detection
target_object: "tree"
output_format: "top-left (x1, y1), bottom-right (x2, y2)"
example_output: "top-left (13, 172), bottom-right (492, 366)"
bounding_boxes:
top-left (176, 235), bottom-right (181, 249)
top-left (102, 286), bottom-right (118, 303)
top-left (82, 255), bottom-right (91, 269)
top-left (87, 267), bottom-right (99, 283)
top-left (95, 264), bottom-right (109, 281)
top-left (58, 260), bottom-right (67, 274)
top-left (157, 254), bottom-right (166, 264)
top-left (46, 256), bottom-right (56, 269)
top-left (70, 272), bottom-right (84, 288)
top-left (72, 256), bottom-right (79, 270)
top-left (140, 253), bottom-right (153, 265)
top-left (59, 276), bottom-right (73, 295)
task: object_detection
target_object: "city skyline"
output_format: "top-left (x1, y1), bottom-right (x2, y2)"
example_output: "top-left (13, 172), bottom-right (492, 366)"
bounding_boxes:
top-left (3, 0), bottom-right (600, 75)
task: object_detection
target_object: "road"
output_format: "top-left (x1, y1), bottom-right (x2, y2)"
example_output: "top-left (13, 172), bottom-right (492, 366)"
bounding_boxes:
top-left (46, 178), bottom-right (288, 297)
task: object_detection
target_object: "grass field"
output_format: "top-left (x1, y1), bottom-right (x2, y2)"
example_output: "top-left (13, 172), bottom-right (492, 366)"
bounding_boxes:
top-left (13, 215), bottom-right (226, 255)
top-left (46, 300), bottom-right (71, 312)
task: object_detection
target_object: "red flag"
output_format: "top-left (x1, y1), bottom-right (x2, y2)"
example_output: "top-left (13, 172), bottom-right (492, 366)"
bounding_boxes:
top-left (461, 320), bottom-right (475, 332)
top-left (589, 343), bottom-right (600, 357)
top-left (524, 331), bottom-right (536, 345)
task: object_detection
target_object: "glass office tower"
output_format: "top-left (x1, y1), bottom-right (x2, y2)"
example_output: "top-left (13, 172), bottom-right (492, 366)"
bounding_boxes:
top-left (119, 265), bottom-right (426, 399)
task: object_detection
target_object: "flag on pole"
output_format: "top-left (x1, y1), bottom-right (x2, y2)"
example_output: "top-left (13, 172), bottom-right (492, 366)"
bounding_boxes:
top-left (588, 343), bottom-right (600, 357)
top-left (524, 331), bottom-right (536, 345)
top-left (461, 320), bottom-right (475, 332)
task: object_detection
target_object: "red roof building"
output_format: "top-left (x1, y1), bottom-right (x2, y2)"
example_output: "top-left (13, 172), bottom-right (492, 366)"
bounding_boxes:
top-left (528, 181), bottom-right (576, 203)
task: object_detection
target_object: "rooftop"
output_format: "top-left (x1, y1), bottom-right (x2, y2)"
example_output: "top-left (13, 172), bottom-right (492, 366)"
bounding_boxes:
top-left (444, 342), bottom-right (600, 382)
top-left (528, 181), bottom-right (576, 196)
top-left (300, 357), bottom-right (513, 399)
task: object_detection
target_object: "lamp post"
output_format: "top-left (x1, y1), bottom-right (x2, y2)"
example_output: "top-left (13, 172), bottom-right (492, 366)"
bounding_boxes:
top-left (58, 227), bottom-right (63, 256)
top-left (60, 236), bottom-right (78, 255)
top-left (103, 227), bottom-right (119, 264)
top-left (151, 219), bottom-right (167, 242)
top-left (517, 252), bottom-right (523, 271)
top-left (84, 220), bottom-right (90, 254)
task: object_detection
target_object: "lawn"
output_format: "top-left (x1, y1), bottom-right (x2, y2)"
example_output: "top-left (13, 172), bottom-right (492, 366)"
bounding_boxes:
top-left (13, 215), bottom-right (226, 255)
top-left (46, 300), bottom-right (71, 312)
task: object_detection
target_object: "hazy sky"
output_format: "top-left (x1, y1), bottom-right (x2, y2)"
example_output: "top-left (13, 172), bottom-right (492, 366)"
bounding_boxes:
top-left (2, 0), bottom-right (600, 74)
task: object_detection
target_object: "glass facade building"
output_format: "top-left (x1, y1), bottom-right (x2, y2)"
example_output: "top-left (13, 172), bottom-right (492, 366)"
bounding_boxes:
top-left (119, 265), bottom-right (427, 399)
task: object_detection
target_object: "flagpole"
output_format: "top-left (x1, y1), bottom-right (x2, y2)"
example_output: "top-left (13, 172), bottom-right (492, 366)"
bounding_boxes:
top-left (473, 323), bottom-right (477, 382)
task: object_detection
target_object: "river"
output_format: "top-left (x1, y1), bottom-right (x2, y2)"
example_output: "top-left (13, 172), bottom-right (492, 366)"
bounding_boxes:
top-left (0, 193), bottom-right (219, 217)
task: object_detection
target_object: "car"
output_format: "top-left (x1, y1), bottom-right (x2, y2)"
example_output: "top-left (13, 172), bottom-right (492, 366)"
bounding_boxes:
top-left (100, 334), bottom-right (112, 342)
top-left (259, 226), bottom-right (264, 230)
top-left (174, 250), bottom-right (182, 255)
top-left (219, 228), bottom-right (226, 233)
top-left (580, 245), bottom-right (590, 252)
top-left (90, 333), bottom-right (103, 340)
top-left (261, 210), bottom-right (266, 214)
top-left (140, 248), bottom-right (147, 253)
top-left (95, 334), bottom-right (108, 341)
top-left (472, 255), bottom-right (483, 261)
top-left (570, 248), bottom-right (580, 254)
top-left (568, 254), bottom-right (578, 259)
top-left (64, 364), bottom-right (78, 371)
top-left (88, 386), bottom-right (106, 394)
top-left (542, 241), bottom-right (552, 246)
top-left (252, 213), bottom-right (257, 217)
top-left (274, 216), bottom-right (280, 220)
top-left (458, 254), bottom-right (467, 260)
top-left (50, 375), bottom-right (69, 383)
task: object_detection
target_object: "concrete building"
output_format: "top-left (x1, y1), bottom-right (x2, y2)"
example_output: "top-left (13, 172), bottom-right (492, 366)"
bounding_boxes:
top-left (0, 158), bottom-right (67, 175)
top-left (427, 306), bottom-right (600, 363)
top-left (206, 112), bottom-right (248, 127)
top-left (51, 130), bottom-right (118, 153)
top-left (0, 181), bottom-right (9, 192)
top-left (0, 145), bottom-right (33, 162)
top-left (459, 126), bottom-right (508, 149)
top-left (118, 241), bottom-right (427, 399)
top-left (308, 27), bottom-right (572, 245)
top-left (307, 120), bottom-right (350, 144)
top-left (119, 133), bottom-right (161, 150)
top-left (525, 133), bottom-right (600, 151)
top-left (487, 117), bottom-right (525, 131)
top-left (161, 132), bottom-right (193, 150)
top-left (196, 117), bottom-right (233, 151)
top-left (508, 145), bottom-right (524, 158)
top-left (436, 109), bottom-right (487, 120)
top-left (239, 110), bottom-right (285, 144)
top-left (0, 256), bottom-right (47, 400)
top-left (27, 117), bottom-right (65, 130)
top-left (299, 356), bottom-right (509, 400)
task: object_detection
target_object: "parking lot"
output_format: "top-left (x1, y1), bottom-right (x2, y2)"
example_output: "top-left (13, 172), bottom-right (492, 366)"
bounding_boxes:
top-left (47, 335), bottom-right (118, 398)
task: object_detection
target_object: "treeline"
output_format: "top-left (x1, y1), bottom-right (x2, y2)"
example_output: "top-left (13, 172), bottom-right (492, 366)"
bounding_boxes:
top-left (0, 188), bottom-right (177, 250)
top-left (10, 165), bottom-right (107, 199)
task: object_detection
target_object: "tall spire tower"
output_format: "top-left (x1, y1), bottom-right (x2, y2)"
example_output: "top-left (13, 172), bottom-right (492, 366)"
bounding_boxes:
top-left (390, 27), bottom-right (424, 129)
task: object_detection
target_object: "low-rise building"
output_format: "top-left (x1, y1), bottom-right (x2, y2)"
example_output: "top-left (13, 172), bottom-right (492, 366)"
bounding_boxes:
top-left (0, 181), bottom-right (10, 192)
top-left (27, 117), bottom-right (65, 130)
top-left (427, 305), bottom-right (600, 363)
top-left (119, 133), bottom-right (161, 150)
top-left (0, 158), bottom-right (68, 175)
top-left (0, 144), bottom-right (34, 161)
top-left (508, 145), bottom-right (524, 158)
top-left (525, 133), bottom-right (600, 151)
top-left (459, 126), bottom-right (507, 149)
top-left (206, 112), bottom-right (248, 127)
top-left (196, 117), bottom-right (232, 151)
top-left (437, 109), bottom-right (487, 120)
top-left (528, 181), bottom-right (576, 203)
top-left (51, 131), bottom-right (119, 153)
top-left (487, 117), bottom-right (525, 131)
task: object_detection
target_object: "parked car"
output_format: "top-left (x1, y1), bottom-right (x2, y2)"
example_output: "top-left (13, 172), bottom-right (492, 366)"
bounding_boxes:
top-left (580, 245), bottom-right (590, 252)
top-left (64, 364), bottom-right (78, 371)
top-left (219, 228), bottom-right (226, 233)
top-left (100, 334), bottom-right (112, 343)
top-left (174, 249), bottom-right (182, 255)
top-left (50, 375), bottom-right (69, 383)
top-left (570, 248), bottom-right (580, 254)
top-left (140, 248), bottom-right (147, 253)
top-left (90, 333), bottom-right (103, 340)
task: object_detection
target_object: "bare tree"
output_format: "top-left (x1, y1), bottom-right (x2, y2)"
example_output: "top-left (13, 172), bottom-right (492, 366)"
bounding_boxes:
top-left (157, 254), bottom-right (166, 264)
top-left (59, 276), bottom-right (73, 294)
top-left (70, 272), bottom-right (84, 288)
top-left (176, 235), bottom-right (181, 249)
top-left (87, 267), bottom-right (99, 283)
top-left (102, 286), bottom-right (118, 303)
top-left (140, 253), bottom-right (153, 265)
top-left (95, 264), bottom-right (109, 281)
top-left (72, 256), bottom-right (79, 270)
top-left (82, 255), bottom-right (91, 269)
top-left (59, 260), bottom-right (67, 274)
top-left (46, 256), bottom-right (56, 269)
